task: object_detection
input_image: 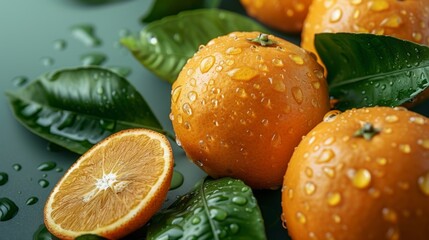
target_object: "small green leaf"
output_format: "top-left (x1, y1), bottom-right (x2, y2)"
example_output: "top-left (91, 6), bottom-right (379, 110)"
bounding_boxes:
top-left (122, 9), bottom-right (270, 84)
top-left (141, 0), bottom-right (221, 23)
top-left (147, 177), bottom-right (267, 240)
top-left (315, 33), bottom-right (429, 110)
top-left (5, 67), bottom-right (164, 155)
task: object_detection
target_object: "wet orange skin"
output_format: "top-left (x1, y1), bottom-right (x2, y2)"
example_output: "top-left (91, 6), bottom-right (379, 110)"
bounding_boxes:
top-left (170, 32), bottom-right (330, 189)
top-left (282, 107), bottom-right (429, 240)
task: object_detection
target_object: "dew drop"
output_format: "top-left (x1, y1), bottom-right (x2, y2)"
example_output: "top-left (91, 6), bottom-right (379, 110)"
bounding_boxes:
top-left (292, 87), bottom-right (304, 104)
top-left (170, 170), bottom-right (184, 190)
top-left (228, 67), bottom-right (259, 81)
top-left (187, 91), bottom-right (198, 102)
top-left (368, 0), bottom-right (390, 12)
top-left (41, 57), bottom-right (54, 67)
top-left (305, 182), bottom-right (316, 195)
top-left (381, 15), bottom-right (402, 28)
top-left (305, 167), bottom-right (313, 177)
top-left (317, 149), bottom-right (335, 163)
top-left (296, 212), bottom-right (307, 224)
top-left (288, 188), bottom-right (294, 199)
top-left (232, 196), bottom-right (247, 205)
top-left (0, 172), bottom-right (8, 186)
top-left (369, 187), bottom-right (381, 198)
top-left (12, 164), bottom-right (22, 171)
top-left (348, 168), bottom-right (372, 189)
top-left (330, 8), bottom-right (343, 22)
top-left (273, 80), bottom-right (286, 92)
top-left (385, 115), bottom-right (399, 123)
top-left (399, 144), bottom-right (411, 154)
top-left (200, 55), bottom-right (215, 73)
top-left (386, 227), bottom-right (400, 240)
top-left (53, 39), bottom-right (67, 51)
top-left (26, 197), bottom-right (39, 206)
top-left (376, 157), bottom-right (388, 165)
top-left (272, 58), bottom-right (284, 67)
top-left (80, 52), bottom-right (107, 66)
top-left (229, 223), bottom-right (240, 234)
top-left (38, 179), bottom-right (49, 188)
top-left (323, 110), bottom-right (341, 122)
top-left (226, 47), bottom-right (242, 55)
top-left (171, 86), bottom-right (182, 103)
top-left (12, 76), bottom-right (28, 87)
top-left (289, 54), bottom-right (304, 65)
top-left (417, 171), bottom-right (429, 196)
top-left (71, 24), bottom-right (102, 47)
top-left (210, 208), bottom-right (228, 221)
top-left (418, 139), bottom-right (429, 149)
top-left (333, 214), bottom-right (341, 223)
top-left (0, 198), bottom-right (19, 221)
top-left (323, 167), bottom-right (335, 178)
top-left (327, 192), bottom-right (341, 206)
top-left (37, 162), bottom-right (57, 171)
top-left (410, 116), bottom-right (425, 125)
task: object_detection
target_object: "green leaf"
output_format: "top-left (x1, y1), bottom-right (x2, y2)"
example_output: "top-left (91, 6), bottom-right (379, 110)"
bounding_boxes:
top-left (122, 9), bottom-right (270, 84)
top-left (5, 67), bottom-right (163, 155)
top-left (315, 33), bottom-right (429, 110)
top-left (141, 0), bottom-right (221, 23)
top-left (147, 177), bottom-right (267, 240)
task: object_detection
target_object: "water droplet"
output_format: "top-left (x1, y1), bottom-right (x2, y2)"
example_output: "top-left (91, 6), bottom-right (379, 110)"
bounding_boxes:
top-left (0, 198), bottom-right (19, 221)
top-left (273, 80), bottom-right (286, 92)
top-left (200, 55), bottom-right (216, 73)
top-left (170, 170), bottom-right (184, 190)
top-left (80, 52), bottom-right (107, 66)
top-left (228, 67), bottom-right (259, 81)
top-left (386, 227), bottom-right (400, 240)
top-left (305, 182), bottom-right (316, 195)
top-left (323, 167), bottom-right (335, 178)
top-left (37, 162), bottom-right (57, 171)
top-left (368, 0), bottom-right (390, 12)
top-left (55, 168), bottom-right (63, 173)
top-left (348, 168), bottom-right (372, 189)
top-left (232, 196), bottom-right (247, 205)
top-left (52, 39), bottom-right (67, 51)
top-left (410, 116), bottom-right (425, 125)
top-left (271, 133), bottom-right (282, 148)
top-left (0, 172), bottom-right (8, 186)
top-left (229, 223), bottom-right (240, 234)
top-left (171, 86), bottom-right (182, 103)
top-left (291, 87), bottom-right (304, 104)
top-left (368, 187), bottom-right (381, 198)
top-left (182, 103), bottom-right (193, 116)
top-left (385, 115), bottom-right (399, 123)
top-left (12, 164), bottom-right (22, 171)
top-left (323, 110), bottom-right (341, 122)
top-left (418, 171), bottom-right (429, 196)
top-left (327, 192), bottom-right (341, 206)
top-left (418, 139), bottom-right (429, 149)
top-left (296, 212), bottom-right (307, 224)
top-left (333, 214), bottom-right (341, 223)
top-left (399, 144), bottom-right (411, 154)
top-left (381, 15), bottom-right (402, 28)
top-left (99, 119), bottom-right (116, 131)
top-left (272, 58), bottom-right (284, 67)
top-left (192, 216), bottom-right (201, 224)
top-left (330, 8), bottom-right (343, 22)
top-left (12, 76), bottom-right (28, 87)
top-left (317, 149), bottom-right (335, 163)
top-left (305, 167), bottom-right (313, 177)
top-left (108, 66), bottom-right (131, 77)
top-left (210, 208), bottom-right (228, 221)
top-left (289, 54), bottom-right (304, 65)
top-left (71, 24), bottom-right (102, 47)
top-left (26, 197), bottom-right (39, 206)
top-left (41, 57), bottom-right (54, 67)
top-left (38, 179), bottom-right (49, 188)
top-left (226, 47), bottom-right (242, 55)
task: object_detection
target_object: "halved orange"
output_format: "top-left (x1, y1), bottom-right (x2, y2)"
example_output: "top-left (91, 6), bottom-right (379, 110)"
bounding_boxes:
top-left (44, 128), bottom-right (173, 239)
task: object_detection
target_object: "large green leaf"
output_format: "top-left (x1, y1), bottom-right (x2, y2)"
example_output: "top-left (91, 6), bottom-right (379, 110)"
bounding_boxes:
top-left (147, 177), bottom-right (267, 240)
top-left (141, 0), bottom-right (221, 23)
top-left (122, 9), bottom-right (270, 84)
top-left (5, 67), bottom-right (163, 154)
top-left (315, 33), bottom-right (429, 110)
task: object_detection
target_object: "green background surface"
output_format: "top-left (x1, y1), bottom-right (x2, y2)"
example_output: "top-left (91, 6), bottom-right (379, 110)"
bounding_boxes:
top-left (0, 0), bottom-right (292, 239)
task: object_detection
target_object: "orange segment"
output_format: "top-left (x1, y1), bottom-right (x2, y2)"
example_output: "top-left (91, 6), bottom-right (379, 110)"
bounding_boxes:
top-left (44, 128), bottom-right (173, 239)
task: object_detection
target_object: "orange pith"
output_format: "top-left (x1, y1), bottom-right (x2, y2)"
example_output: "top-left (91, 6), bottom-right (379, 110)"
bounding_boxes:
top-left (44, 129), bottom-right (173, 239)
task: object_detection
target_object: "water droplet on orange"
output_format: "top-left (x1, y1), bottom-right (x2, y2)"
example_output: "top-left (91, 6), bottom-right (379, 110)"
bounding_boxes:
top-left (171, 86), bottom-right (182, 103)
top-left (317, 149), bottom-right (335, 163)
top-left (348, 168), bottom-right (372, 189)
top-left (382, 208), bottom-right (398, 223)
top-left (410, 116), bottom-right (425, 125)
top-left (188, 91), bottom-right (197, 102)
top-left (323, 110), bottom-right (341, 122)
top-left (292, 87), bottom-right (304, 104)
top-left (333, 214), bottom-right (341, 223)
top-left (288, 188), bottom-right (294, 199)
top-left (305, 182), bottom-right (316, 195)
top-left (330, 8), bottom-right (343, 22)
top-left (228, 67), bottom-right (259, 81)
top-left (272, 58), bottom-right (284, 67)
top-left (376, 157), bottom-right (388, 165)
top-left (381, 15), bottom-right (402, 28)
top-left (399, 144), bottom-right (411, 154)
top-left (385, 115), bottom-right (399, 123)
top-left (418, 171), bottom-right (429, 196)
top-left (271, 133), bottom-right (282, 148)
top-left (226, 47), bottom-right (242, 55)
top-left (327, 192), bottom-right (341, 206)
top-left (418, 139), bottom-right (429, 149)
top-left (289, 54), bottom-right (304, 65)
top-left (305, 167), bottom-right (313, 177)
top-left (296, 212), bottom-right (307, 224)
top-left (311, 81), bottom-right (321, 89)
top-left (368, 0), bottom-right (390, 12)
top-left (386, 227), bottom-right (400, 240)
top-left (273, 80), bottom-right (286, 92)
top-left (182, 103), bottom-right (193, 116)
top-left (200, 55), bottom-right (215, 73)
top-left (369, 188), bottom-right (381, 198)
top-left (323, 167), bottom-right (335, 178)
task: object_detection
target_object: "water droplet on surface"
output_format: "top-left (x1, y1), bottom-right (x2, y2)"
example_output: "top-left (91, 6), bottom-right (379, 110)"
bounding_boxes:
top-left (228, 67), bottom-right (259, 81)
top-left (170, 170), bottom-right (184, 190)
top-left (41, 57), bottom-right (54, 67)
top-left (296, 212), bottom-right (307, 224)
top-left (418, 139), bottom-right (429, 149)
top-left (12, 76), bottom-right (28, 87)
top-left (71, 24), bottom-right (102, 47)
top-left (385, 115), bottom-right (399, 123)
top-left (229, 223), bottom-right (240, 234)
top-left (386, 227), bottom-right (400, 240)
top-left (0, 172), bottom-right (8, 186)
top-left (418, 171), bottom-right (429, 196)
top-left (210, 208), bottom-right (228, 221)
top-left (108, 66), bottom-right (131, 77)
top-left (323, 110), bottom-right (341, 122)
top-left (288, 188), bottom-right (294, 199)
top-left (399, 144), bottom-right (411, 154)
top-left (0, 198), bottom-right (19, 221)
top-left (292, 87), bottom-right (304, 104)
top-left (289, 54), bottom-right (304, 65)
top-left (38, 179), bottom-right (49, 188)
top-left (317, 149), bottom-right (335, 163)
top-left (382, 208), bottom-right (398, 223)
top-left (330, 8), bottom-right (343, 22)
top-left (53, 39), bottom-right (67, 51)
top-left (333, 214), bottom-right (341, 223)
top-left (37, 162), bottom-right (57, 171)
top-left (348, 168), bottom-right (372, 189)
top-left (26, 197), bottom-right (39, 206)
top-left (232, 196), bottom-right (247, 205)
top-left (368, 0), bottom-right (390, 12)
top-left (171, 86), bottom-right (182, 103)
top-left (200, 55), bottom-right (215, 73)
top-left (192, 216), bottom-right (201, 224)
top-left (305, 182), bottom-right (316, 195)
top-left (305, 167), bottom-right (313, 177)
top-left (323, 167), bottom-right (335, 178)
top-left (226, 47), bottom-right (242, 55)
top-left (272, 58), bottom-right (284, 67)
top-left (327, 192), bottom-right (341, 206)
top-left (12, 164), bottom-right (22, 171)
top-left (80, 52), bottom-right (107, 66)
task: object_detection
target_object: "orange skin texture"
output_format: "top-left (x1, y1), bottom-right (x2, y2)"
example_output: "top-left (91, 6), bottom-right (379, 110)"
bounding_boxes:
top-left (282, 107), bottom-right (429, 240)
top-left (301, 0), bottom-right (429, 106)
top-left (240, 0), bottom-right (313, 33)
top-left (171, 32), bottom-right (330, 189)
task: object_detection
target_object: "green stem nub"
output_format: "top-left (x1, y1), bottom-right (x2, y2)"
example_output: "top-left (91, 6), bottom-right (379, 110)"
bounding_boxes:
top-left (247, 33), bottom-right (276, 46)
top-left (353, 122), bottom-right (381, 140)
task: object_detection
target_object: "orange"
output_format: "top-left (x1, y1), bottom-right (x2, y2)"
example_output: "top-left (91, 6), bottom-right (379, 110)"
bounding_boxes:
top-left (301, 0), bottom-right (429, 56)
top-left (170, 32), bottom-right (330, 189)
top-left (282, 107), bottom-right (429, 240)
top-left (44, 129), bottom-right (173, 239)
top-left (240, 0), bottom-right (313, 33)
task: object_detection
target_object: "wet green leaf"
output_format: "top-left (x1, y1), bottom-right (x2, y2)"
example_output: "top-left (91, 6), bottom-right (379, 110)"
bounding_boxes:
top-left (147, 177), bottom-right (267, 240)
top-left (141, 0), bottom-right (221, 23)
top-left (5, 67), bottom-right (163, 155)
top-left (315, 33), bottom-right (429, 110)
top-left (122, 9), bottom-right (269, 84)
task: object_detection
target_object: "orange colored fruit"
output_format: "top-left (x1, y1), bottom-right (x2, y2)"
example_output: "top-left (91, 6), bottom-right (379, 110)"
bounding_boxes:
top-left (44, 129), bottom-right (173, 239)
top-left (170, 32), bottom-right (330, 189)
top-left (282, 107), bottom-right (429, 240)
top-left (301, 0), bottom-right (429, 56)
top-left (240, 0), bottom-right (313, 33)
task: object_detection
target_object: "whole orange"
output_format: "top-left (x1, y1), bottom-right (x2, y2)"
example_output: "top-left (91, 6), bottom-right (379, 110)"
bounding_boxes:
top-left (240, 0), bottom-right (313, 33)
top-left (170, 32), bottom-right (330, 189)
top-left (301, 0), bottom-right (429, 55)
top-left (282, 107), bottom-right (429, 240)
